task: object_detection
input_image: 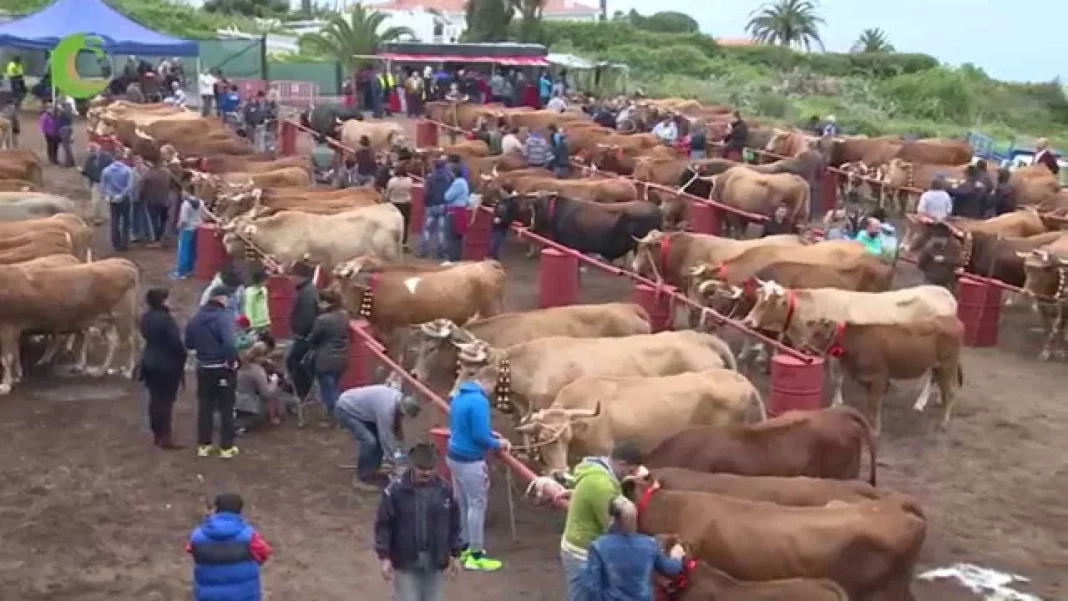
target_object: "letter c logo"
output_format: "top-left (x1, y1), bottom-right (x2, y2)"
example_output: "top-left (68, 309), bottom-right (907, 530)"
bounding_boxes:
top-left (50, 33), bottom-right (108, 99)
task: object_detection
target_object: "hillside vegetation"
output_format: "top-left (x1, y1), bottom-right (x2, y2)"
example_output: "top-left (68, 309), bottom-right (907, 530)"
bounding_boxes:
top-left (541, 21), bottom-right (1068, 150)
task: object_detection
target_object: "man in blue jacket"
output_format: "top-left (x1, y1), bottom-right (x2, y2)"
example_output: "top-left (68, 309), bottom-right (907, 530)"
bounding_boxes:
top-left (375, 442), bottom-right (462, 600)
top-left (187, 493), bottom-right (272, 601)
top-left (186, 286), bottom-right (240, 459)
top-left (420, 159), bottom-right (453, 260)
top-left (446, 375), bottom-right (511, 572)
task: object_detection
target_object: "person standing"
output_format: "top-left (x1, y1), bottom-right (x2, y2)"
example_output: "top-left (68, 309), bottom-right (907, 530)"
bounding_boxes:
top-left (185, 286), bottom-right (240, 459)
top-left (547, 92), bottom-right (567, 113)
top-left (55, 99), bottom-right (76, 167)
top-left (355, 136), bottom-right (378, 186)
top-left (171, 187), bottom-right (203, 279)
top-left (138, 287), bottom-right (187, 450)
top-left (652, 117), bottom-right (678, 146)
top-left (198, 69), bottom-right (216, 117)
top-left (375, 442), bottom-right (462, 601)
top-left (689, 122), bottom-right (708, 160)
top-left (100, 152), bottom-right (135, 251)
top-left (821, 115), bottom-right (840, 137)
top-left (538, 72), bottom-right (552, 108)
top-left (522, 128), bottom-right (553, 169)
top-left (489, 71), bottom-right (506, 104)
top-left (446, 359), bottom-right (512, 572)
top-left (386, 165), bottom-right (414, 248)
top-left (128, 155), bottom-right (154, 243)
top-left (548, 124), bottom-right (570, 179)
top-left (917, 175), bottom-right (953, 221)
top-left (420, 159), bottom-right (453, 260)
top-left (335, 384), bottom-right (422, 490)
top-left (488, 187), bottom-right (518, 260)
top-left (501, 127), bottom-right (522, 156)
top-left (241, 268), bottom-right (271, 337)
top-left (5, 57), bottom-right (26, 107)
top-left (443, 160), bottom-right (471, 261)
top-left (306, 289), bottom-right (349, 418)
top-left (579, 499), bottom-right (685, 601)
top-left (187, 493), bottom-right (272, 601)
top-left (285, 261), bottom-right (319, 402)
top-left (81, 141), bottom-right (114, 225)
top-left (724, 110), bottom-right (748, 161)
top-left (39, 106), bottom-right (60, 165)
top-left (559, 441), bottom-right (645, 601)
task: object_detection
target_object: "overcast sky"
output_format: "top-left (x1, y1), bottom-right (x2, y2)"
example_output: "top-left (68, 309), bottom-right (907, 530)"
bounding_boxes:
top-left (608, 0), bottom-right (1065, 83)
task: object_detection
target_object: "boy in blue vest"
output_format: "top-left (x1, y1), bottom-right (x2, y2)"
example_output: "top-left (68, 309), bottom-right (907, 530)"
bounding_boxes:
top-left (187, 493), bottom-right (272, 601)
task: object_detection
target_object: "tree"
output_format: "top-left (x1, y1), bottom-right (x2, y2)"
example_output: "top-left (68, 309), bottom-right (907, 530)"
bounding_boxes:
top-left (464, 0), bottom-right (514, 42)
top-left (298, 5), bottom-right (414, 71)
top-left (745, 0), bottom-right (825, 51)
top-left (510, 0), bottom-right (545, 43)
top-left (633, 11), bottom-right (699, 34)
top-left (203, 0), bottom-right (288, 17)
top-left (851, 28), bottom-right (895, 53)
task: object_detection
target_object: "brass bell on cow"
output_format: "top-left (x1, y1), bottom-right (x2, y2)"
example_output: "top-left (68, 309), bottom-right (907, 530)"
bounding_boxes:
top-left (358, 289), bottom-right (374, 319)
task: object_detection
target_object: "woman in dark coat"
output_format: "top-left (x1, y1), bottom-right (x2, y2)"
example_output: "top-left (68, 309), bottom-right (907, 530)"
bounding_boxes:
top-left (306, 289), bottom-right (350, 419)
top-left (138, 287), bottom-right (187, 449)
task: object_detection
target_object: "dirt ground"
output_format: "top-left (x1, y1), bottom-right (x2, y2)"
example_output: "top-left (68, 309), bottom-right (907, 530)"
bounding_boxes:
top-left (0, 116), bottom-right (1063, 601)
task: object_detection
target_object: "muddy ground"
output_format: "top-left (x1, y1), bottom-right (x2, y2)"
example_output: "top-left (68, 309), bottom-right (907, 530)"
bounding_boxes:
top-left (0, 116), bottom-right (1062, 601)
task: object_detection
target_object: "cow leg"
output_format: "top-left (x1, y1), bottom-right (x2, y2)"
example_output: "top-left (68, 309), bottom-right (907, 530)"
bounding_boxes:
top-left (1038, 311), bottom-right (1063, 361)
top-left (0, 326), bottom-right (22, 395)
top-left (828, 357), bottom-right (846, 407)
top-left (911, 370), bottom-right (934, 412)
top-left (90, 326), bottom-right (120, 378)
top-left (863, 374), bottom-right (890, 434)
top-left (36, 334), bottom-right (70, 366)
top-left (933, 362), bottom-right (960, 431)
top-left (72, 329), bottom-right (91, 374)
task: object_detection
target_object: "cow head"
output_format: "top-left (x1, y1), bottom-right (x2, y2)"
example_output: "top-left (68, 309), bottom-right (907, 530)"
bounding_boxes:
top-left (795, 318), bottom-right (846, 356)
top-left (478, 173), bottom-right (505, 203)
top-left (451, 341), bottom-right (511, 411)
top-left (741, 280), bottom-right (793, 334)
top-left (409, 319), bottom-right (468, 383)
top-left (1016, 249), bottom-right (1068, 300)
top-left (687, 264), bottom-right (755, 320)
top-left (630, 229), bottom-right (667, 280)
top-left (514, 404), bottom-right (601, 478)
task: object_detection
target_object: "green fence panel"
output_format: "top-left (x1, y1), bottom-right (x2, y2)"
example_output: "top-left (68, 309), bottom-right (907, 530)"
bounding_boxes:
top-left (268, 60), bottom-right (340, 96)
top-left (198, 39), bottom-right (263, 80)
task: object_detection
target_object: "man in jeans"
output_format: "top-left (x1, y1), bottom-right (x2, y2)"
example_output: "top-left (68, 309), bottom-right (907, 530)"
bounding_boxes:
top-left (99, 153), bottom-right (134, 251)
top-left (335, 384), bottom-right (422, 491)
top-left (446, 361), bottom-right (512, 572)
top-left (80, 141), bottom-right (114, 225)
top-left (420, 159), bottom-right (453, 259)
top-left (185, 286), bottom-right (241, 459)
top-left (375, 442), bottom-right (462, 601)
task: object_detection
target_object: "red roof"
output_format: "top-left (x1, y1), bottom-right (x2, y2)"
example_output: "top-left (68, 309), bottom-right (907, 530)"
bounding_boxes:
top-left (372, 0), bottom-right (597, 14)
top-left (378, 52), bottom-right (548, 66)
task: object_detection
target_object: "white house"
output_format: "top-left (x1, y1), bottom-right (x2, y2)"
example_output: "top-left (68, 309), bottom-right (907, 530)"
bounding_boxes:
top-left (365, 0), bottom-right (600, 43)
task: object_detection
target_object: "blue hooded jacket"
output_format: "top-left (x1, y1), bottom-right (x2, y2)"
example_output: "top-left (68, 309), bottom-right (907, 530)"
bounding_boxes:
top-left (447, 381), bottom-right (501, 462)
top-left (424, 164), bottom-right (454, 208)
top-left (189, 512), bottom-right (262, 601)
top-left (580, 526), bottom-right (683, 601)
top-left (184, 301), bottom-right (238, 367)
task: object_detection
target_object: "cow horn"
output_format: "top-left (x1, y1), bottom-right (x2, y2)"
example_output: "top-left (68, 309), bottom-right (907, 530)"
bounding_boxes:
top-left (696, 279), bottom-right (717, 295)
top-left (514, 421), bottom-right (540, 434)
top-left (491, 165), bottom-right (499, 177)
top-left (420, 319), bottom-right (453, 338)
top-left (1015, 251), bottom-right (1031, 259)
top-left (689, 264), bottom-right (709, 278)
top-left (455, 341), bottom-right (488, 363)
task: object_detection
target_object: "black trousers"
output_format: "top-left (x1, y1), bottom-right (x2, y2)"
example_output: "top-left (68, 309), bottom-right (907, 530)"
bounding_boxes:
top-left (285, 340), bottom-right (314, 400)
top-left (144, 369), bottom-right (181, 439)
top-left (394, 202), bottom-right (411, 245)
top-left (44, 135), bottom-right (60, 164)
top-left (196, 366), bottom-right (237, 449)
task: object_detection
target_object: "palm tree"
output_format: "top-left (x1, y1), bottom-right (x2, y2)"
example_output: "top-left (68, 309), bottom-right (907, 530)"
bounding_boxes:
top-left (851, 28), bottom-right (895, 53)
top-left (299, 4), bottom-right (415, 71)
top-left (510, 0), bottom-right (545, 42)
top-left (745, 0), bottom-right (825, 51)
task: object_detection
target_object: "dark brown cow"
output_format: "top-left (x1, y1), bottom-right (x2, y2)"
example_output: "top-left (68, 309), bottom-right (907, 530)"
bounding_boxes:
top-left (675, 560), bottom-right (850, 601)
top-left (643, 406), bottom-right (878, 485)
top-left (651, 467), bottom-right (891, 508)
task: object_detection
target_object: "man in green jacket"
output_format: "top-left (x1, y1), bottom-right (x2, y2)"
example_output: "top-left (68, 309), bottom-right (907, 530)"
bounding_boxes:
top-left (558, 441), bottom-right (644, 601)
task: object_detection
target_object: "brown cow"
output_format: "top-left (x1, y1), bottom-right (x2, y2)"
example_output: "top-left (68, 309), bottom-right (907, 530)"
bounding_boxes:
top-left (631, 230), bottom-right (806, 289)
top-left (190, 168), bottom-right (312, 202)
top-left (712, 168), bottom-right (811, 236)
top-left (482, 171), bottom-right (638, 204)
top-left (188, 154), bottom-right (311, 175)
top-left (0, 257), bottom-right (141, 394)
top-left (331, 258), bottom-right (507, 357)
top-left (214, 186), bottom-right (381, 221)
top-left (644, 406), bottom-right (877, 485)
top-left (425, 101), bottom-right (507, 131)
top-left (0, 213), bottom-right (91, 260)
top-left (651, 467), bottom-right (890, 508)
top-left (818, 135), bottom-right (902, 167)
top-left (676, 561), bottom-right (849, 601)
top-left (0, 179), bottom-right (40, 192)
top-left (622, 479), bottom-right (925, 600)
top-left (1010, 164), bottom-right (1060, 207)
top-left (1017, 249), bottom-right (1068, 360)
top-left (0, 149), bottom-right (44, 185)
top-left (0, 229), bottom-right (75, 265)
top-left (894, 138), bottom-right (972, 165)
top-left (764, 129), bottom-right (819, 158)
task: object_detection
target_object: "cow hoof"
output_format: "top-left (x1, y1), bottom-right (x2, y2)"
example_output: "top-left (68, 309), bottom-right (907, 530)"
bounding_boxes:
top-left (0, 384), bottom-right (10, 395)
top-left (1039, 350), bottom-right (1052, 361)
top-left (86, 367), bottom-right (105, 378)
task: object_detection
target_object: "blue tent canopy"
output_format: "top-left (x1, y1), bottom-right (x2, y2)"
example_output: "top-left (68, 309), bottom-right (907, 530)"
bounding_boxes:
top-left (0, 0), bottom-right (198, 57)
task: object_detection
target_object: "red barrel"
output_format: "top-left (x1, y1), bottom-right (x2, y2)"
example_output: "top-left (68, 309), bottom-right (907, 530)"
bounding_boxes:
top-left (463, 208), bottom-right (493, 261)
top-left (428, 427), bottom-right (452, 480)
top-left (631, 283), bottom-right (675, 332)
top-left (415, 120), bottom-right (439, 148)
top-left (539, 248), bottom-right (579, 308)
top-left (341, 320), bottom-right (376, 391)
top-left (817, 167), bottom-right (837, 218)
top-left (193, 223), bottom-right (227, 281)
top-left (768, 354), bottom-right (825, 417)
top-left (266, 274), bottom-right (294, 340)
top-left (409, 183), bottom-right (426, 244)
top-left (279, 120), bottom-right (297, 156)
top-left (955, 277), bottom-right (1000, 347)
top-left (689, 202), bottom-right (721, 235)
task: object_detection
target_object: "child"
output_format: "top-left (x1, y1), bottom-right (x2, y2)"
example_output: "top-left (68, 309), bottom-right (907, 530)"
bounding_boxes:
top-left (187, 493), bottom-right (272, 601)
top-left (242, 268), bottom-right (271, 336)
top-left (172, 190), bottom-right (203, 279)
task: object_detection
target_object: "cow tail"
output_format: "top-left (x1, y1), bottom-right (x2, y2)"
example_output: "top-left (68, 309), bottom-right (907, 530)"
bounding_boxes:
top-left (705, 335), bottom-right (738, 371)
top-left (798, 180), bottom-right (812, 222)
top-left (838, 406), bottom-right (878, 486)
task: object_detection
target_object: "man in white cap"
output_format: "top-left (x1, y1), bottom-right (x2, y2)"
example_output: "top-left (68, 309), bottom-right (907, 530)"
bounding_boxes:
top-left (822, 115), bottom-right (840, 137)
